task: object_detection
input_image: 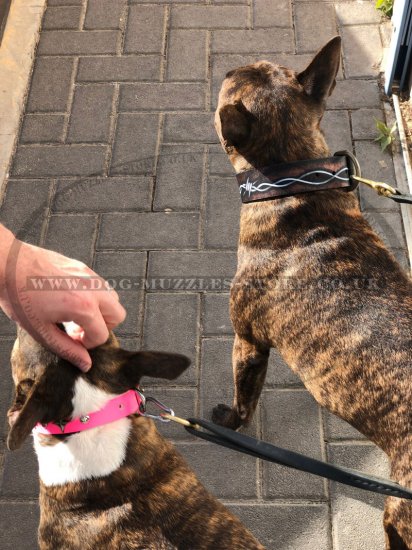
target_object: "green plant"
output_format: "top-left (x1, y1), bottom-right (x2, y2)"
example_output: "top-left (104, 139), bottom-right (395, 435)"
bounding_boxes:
top-left (374, 119), bottom-right (397, 151)
top-left (375, 0), bottom-right (394, 17)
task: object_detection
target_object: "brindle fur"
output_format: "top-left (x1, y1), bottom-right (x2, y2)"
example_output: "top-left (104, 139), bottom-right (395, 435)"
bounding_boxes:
top-left (7, 328), bottom-right (264, 550)
top-left (212, 36), bottom-right (412, 549)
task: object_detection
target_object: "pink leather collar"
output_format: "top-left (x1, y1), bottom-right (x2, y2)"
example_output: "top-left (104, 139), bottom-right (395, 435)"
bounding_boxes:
top-left (33, 389), bottom-right (145, 436)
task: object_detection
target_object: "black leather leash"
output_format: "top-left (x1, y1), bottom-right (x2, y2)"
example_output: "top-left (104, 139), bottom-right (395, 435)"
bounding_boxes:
top-left (236, 150), bottom-right (412, 206)
top-left (183, 418), bottom-right (412, 501)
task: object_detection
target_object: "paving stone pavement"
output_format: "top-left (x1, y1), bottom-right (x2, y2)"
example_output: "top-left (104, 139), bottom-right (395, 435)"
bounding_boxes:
top-left (0, 1), bottom-right (409, 549)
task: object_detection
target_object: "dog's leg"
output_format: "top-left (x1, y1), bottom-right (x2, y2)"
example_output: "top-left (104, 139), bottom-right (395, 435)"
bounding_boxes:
top-left (212, 334), bottom-right (269, 430)
top-left (384, 499), bottom-right (410, 550)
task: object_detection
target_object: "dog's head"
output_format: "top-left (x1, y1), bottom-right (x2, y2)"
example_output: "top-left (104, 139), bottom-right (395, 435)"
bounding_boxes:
top-left (215, 36), bottom-right (341, 169)
top-left (7, 326), bottom-right (190, 451)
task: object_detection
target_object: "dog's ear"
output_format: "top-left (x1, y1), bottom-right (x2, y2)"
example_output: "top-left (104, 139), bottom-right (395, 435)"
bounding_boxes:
top-left (117, 351), bottom-right (191, 385)
top-left (297, 36), bottom-right (341, 103)
top-left (7, 363), bottom-right (77, 451)
top-left (218, 101), bottom-right (253, 149)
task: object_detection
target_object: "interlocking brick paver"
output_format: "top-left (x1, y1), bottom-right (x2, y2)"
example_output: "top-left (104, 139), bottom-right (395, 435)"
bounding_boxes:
top-left (44, 214), bottom-right (98, 265)
top-left (212, 28), bottom-right (294, 54)
top-left (0, 340), bottom-right (15, 438)
top-left (1, 441), bottom-right (38, 497)
top-left (38, 30), bottom-right (119, 55)
top-left (21, 114), bottom-right (65, 143)
top-left (12, 145), bottom-right (107, 177)
top-left (77, 55), bottom-right (161, 82)
top-left (148, 251), bottom-right (237, 280)
top-left (26, 57), bottom-right (74, 112)
top-left (143, 293), bottom-right (198, 385)
top-left (229, 504), bottom-right (330, 550)
top-left (0, 503), bottom-right (39, 550)
top-left (295, 2), bottom-right (337, 53)
top-left (124, 5), bottom-right (165, 54)
top-left (209, 144), bottom-right (232, 176)
top-left (335, 2), bottom-right (381, 25)
top-left (351, 108), bottom-right (384, 140)
top-left (119, 83), bottom-right (205, 111)
top-left (111, 113), bottom-right (159, 175)
top-left (68, 84), bottom-right (114, 143)
top-left (262, 389), bottom-right (326, 498)
top-left (144, 388), bottom-right (197, 440)
top-left (363, 210), bottom-right (406, 250)
top-left (43, 6), bottom-right (82, 29)
top-left (254, 0), bottom-right (291, 28)
top-left (171, 6), bottom-right (249, 29)
top-left (53, 176), bottom-right (152, 212)
top-left (265, 350), bottom-right (303, 387)
top-left (321, 110), bottom-right (352, 153)
top-left (328, 79), bottom-right (381, 109)
top-left (205, 177), bottom-right (240, 249)
top-left (323, 410), bottom-right (366, 441)
top-left (84, 0), bottom-right (125, 30)
top-left (166, 30), bottom-right (207, 81)
top-left (48, 0), bottom-right (82, 4)
top-left (341, 25), bottom-right (382, 78)
top-left (202, 293), bottom-right (233, 335)
top-left (154, 144), bottom-right (205, 211)
top-left (99, 212), bottom-right (199, 249)
top-left (163, 113), bottom-right (216, 143)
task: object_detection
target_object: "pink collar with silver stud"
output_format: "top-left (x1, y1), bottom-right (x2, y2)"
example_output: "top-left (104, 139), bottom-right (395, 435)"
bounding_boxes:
top-left (33, 389), bottom-right (145, 436)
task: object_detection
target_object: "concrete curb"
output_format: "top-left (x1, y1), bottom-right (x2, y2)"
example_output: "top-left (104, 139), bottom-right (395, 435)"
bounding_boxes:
top-left (0, 0), bottom-right (46, 197)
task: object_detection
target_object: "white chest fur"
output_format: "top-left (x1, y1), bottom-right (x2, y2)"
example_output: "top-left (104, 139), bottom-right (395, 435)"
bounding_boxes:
top-left (33, 378), bottom-right (131, 486)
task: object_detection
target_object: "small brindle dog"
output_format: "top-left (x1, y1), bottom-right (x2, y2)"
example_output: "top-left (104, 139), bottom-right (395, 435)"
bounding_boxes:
top-left (212, 36), bottom-right (412, 549)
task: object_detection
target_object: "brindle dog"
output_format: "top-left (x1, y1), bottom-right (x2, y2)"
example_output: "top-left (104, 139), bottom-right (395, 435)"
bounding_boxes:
top-left (7, 328), bottom-right (264, 550)
top-left (211, 36), bottom-right (412, 549)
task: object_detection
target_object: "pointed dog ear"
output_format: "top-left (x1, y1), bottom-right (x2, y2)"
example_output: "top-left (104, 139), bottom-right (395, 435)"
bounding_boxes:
top-left (118, 351), bottom-right (191, 385)
top-left (297, 36), bottom-right (341, 103)
top-left (218, 101), bottom-right (253, 149)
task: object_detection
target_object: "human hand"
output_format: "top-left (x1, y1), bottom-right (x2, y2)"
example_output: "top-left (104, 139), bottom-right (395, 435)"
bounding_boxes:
top-left (0, 238), bottom-right (126, 371)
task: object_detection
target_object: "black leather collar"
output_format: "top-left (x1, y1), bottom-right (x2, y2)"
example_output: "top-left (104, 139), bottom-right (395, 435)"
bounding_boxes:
top-left (236, 150), bottom-right (361, 204)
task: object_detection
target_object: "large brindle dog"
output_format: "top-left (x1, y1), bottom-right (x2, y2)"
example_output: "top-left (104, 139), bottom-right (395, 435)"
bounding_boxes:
top-left (212, 36), bottom-right (412, 549)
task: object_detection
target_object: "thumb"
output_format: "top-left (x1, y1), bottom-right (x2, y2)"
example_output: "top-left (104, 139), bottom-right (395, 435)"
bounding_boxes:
top-left (40, 324), bottom-right (92, 372)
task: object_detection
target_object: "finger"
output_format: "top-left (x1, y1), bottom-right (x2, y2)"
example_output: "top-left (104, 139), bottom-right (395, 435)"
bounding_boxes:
top-left (32, 323), bottom-right (92, 372)
top-left (97, 293), bottom-right (126, 329)
top-left (74, 308), bottom-right (110, 349)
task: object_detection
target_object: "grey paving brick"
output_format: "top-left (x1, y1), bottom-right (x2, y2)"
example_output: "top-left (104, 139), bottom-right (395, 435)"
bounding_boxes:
top-left (12, 145), bottom-right (107, 177)
top-left (391, 247), bottom-right (410, 271)
top-left (0, 313), bottom-right (15, 339)
top-left (328, 443), bottom-right (389, 550)
top-left (84, 0), bottom-right (125, 29)
top-left (77, 55), bottom-right (161, 82)
top-left (117, 337), bottom-right (140, 351)
top-left (0, 442), bottom-right (38, 497)
top-left (43, 6), bottom-right (82, 29)
top-left (212, 28), bottom-right (294, 54)
top-left (254, 0), bottom-right (291, 27)
top-left (44, 214), bottom-right (98, 265)
top-left (321, 110), bottom-right (352, 155)
top-left (53, 176), bottom-right (152, 212)
top-left (295, 3), bottom-right (338, 53)
top-left (98, 212), bottom-right (199, 249)
top-left (335, 2), bottom-right (382, 25)
top-left (119, 83), bottom-right (205, 111)
top-left (163, 113), bottom-right (217, 143)
top-left (199, 338), bottom-right (257, 436)
top-left (171, 6), bottom-right (248, 28)
top-left (328, 79), bottom-right (381, 109)
top-left (124, 5), bottom-right (165, 54)
top-left (154, 144), bottom-right (204, 211)
top-left (341, 25), bottom-right (382, 78)
top-left (148, 251), bottom-right (237, 280)
top-left (0, 179), bottom-right (51, 243)
top-left (354, 140), bottom-right (399, 212)
top-left (262, 389), bottom-right (325, 498)
top-left (177, 441), bottom-right (258, 498)
top-left (38, 30), bottom-right (119, 55)
top-left (202, 293), bottom-right (232, 335)
top-left (68, 84), bottom-right (114, 143)
top-left (265, 349), bottom-right (303, 387)
top-left (0, 502), bottom-right (39, 550)
top-left (141, 388), bottom-right (196, 440)
top-left (94, 251), bottom-right (146, 336)
top-left (229, 504), bottom-right (330, 550)
top-left (166, 30), bottom-right (207, 81)
top-left (351, 108), bottom-right (384, 140)
top-left (208, 145), bottom-right (232, 177)
top-left (363, 210), bottom-right (406, 249)
top-left (323, 410), bottom-right (365, 441)
top-left (20, 114), bottom-right (65, 143)
top-left (380, 19), bottom-right (392, 47)
top-left (110, 113), bottom-right (159, 175)
top-left (26, 57), bottom-right (74, 112)
top-left (143, 294), bottom-right (198, 385)
top-left (48, 0), bottom-right (82, 4)
top-left (205, 177), bottom-right (240, 249)
top-left (0, 340), bottom-right (15, 438)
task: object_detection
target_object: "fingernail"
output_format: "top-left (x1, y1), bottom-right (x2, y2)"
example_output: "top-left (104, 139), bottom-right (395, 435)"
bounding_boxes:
top-left (79, 362), bottom-right (91, 373)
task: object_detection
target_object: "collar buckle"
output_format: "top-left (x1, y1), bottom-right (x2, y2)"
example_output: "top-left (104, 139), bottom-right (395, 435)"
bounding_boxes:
top-left (334, 150), bottom-right (361, 192)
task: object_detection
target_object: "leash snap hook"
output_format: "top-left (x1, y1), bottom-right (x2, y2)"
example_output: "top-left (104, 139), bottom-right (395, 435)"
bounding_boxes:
top-left (136, 390), bottom-right (175, 423)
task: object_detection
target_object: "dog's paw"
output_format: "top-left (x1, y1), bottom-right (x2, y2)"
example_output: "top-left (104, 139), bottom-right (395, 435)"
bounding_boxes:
top-left (212, 404), bottom-right (242, 430)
